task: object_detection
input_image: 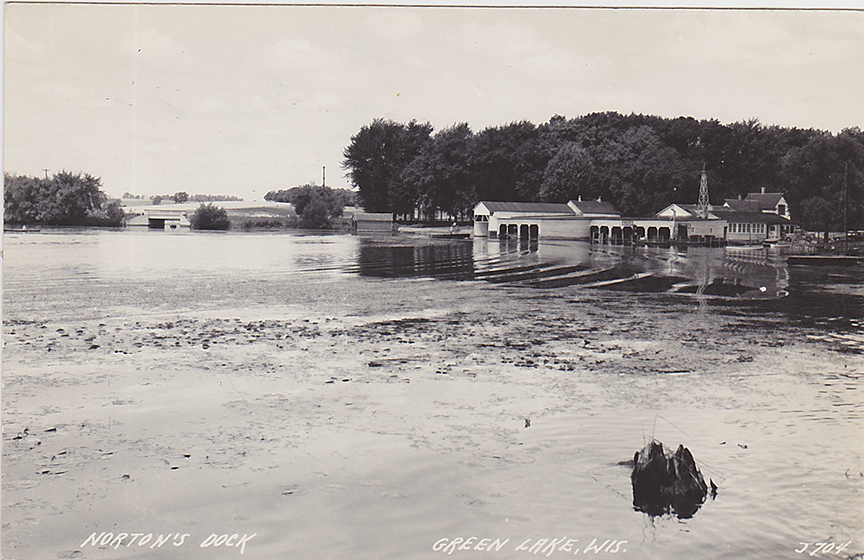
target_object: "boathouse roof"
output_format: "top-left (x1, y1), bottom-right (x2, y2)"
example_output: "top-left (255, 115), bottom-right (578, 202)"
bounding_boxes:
top-left (723, 193), bottom-right (786, 212)
top-left (353, 213), bottom-right (393, 222)
top-left (568, 200), bottom-right (620, 216)
top-left (744, 192), bottom-right (785, 208)
top-left (475, 201), bottom-right (574, 214)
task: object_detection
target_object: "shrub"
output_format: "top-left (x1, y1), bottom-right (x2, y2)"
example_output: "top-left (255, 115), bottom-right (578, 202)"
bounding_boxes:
top-left (238, 218), bottom-right (293, 230)
top-left (300, 196), bottom-right (333, 229)
top-left (190, 203), bottom-right (230, 230)
top-left (90, 199), bottom-right (126, 226)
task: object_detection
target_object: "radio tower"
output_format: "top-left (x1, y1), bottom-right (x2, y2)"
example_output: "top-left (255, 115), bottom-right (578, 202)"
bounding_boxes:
top-left (696, 164), bottom-right (710, 218)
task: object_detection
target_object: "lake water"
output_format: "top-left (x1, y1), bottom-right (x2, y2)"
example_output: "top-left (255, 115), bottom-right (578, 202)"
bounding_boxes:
top-left (3, 229), bottom-right (863, 560)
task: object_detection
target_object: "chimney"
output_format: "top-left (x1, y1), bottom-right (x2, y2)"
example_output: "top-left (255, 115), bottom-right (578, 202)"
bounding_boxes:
top-left (761, 186), bottom-right (766, 194)
top-left (597, 196), bottom-right (602, 203)
top-left (578, 195), bottom-right (582, 202)
top-left (738, 194), bottom-right (742, 200)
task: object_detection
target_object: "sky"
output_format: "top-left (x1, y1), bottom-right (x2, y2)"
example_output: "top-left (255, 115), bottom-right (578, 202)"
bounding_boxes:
top-left (4, 4), bottom-right (864, 201)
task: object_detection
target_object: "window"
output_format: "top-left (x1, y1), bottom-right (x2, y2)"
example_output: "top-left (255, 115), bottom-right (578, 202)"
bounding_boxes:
top-left (777, 204), bottom-right (786, 216)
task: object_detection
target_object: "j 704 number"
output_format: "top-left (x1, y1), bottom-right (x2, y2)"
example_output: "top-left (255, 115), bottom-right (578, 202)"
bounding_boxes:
top-left (795, 541), bottom-right (852, 556)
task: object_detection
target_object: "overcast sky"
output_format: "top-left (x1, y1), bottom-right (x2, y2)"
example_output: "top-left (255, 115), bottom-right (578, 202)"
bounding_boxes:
top-left (4, 5), bottom-right (863, 200)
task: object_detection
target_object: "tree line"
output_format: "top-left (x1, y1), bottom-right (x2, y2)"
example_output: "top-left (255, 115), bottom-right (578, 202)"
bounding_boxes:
top-left (3, 171), bottom-right (356, 230)
top-left (342, 113), bottom-right (864, 233)
top-left (5, 172), bottom-right (125, 227)
top-left (136, 192), bottom-right (244, 204)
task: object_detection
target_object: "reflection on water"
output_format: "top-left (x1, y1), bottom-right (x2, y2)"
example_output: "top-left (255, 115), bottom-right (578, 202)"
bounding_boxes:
top-left (355, 237), bottom-right (792, 299)
top-left (355, 242), bottom-right (476, 279)
top-left (349, 235), bottom-right (862, 336)
top-left (630, 441), bottom-right (716, 520)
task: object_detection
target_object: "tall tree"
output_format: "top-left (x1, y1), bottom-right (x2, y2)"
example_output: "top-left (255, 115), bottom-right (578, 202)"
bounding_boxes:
top-left (402, 123), bottom-right (474, 220)
top-left (538, 142), bottom-right (596, 203)
top-left (342, 118), bottom-right (432, 213)
top-left (51, 171), bottom-right (106, 225)
top-left (388, 120), bottom-right (434, 218)
top-left (593, 125), bottom-right (689, 216)
top-left (469, 121), bottom-right (545, 203)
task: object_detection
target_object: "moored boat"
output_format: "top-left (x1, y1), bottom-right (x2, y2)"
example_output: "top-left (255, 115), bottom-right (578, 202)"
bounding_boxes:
top-left (786, 255), bottom-right (863, 266)
top-left (3, 225), bottom-right (41, 233)
top-left (430, 232), bottom-right (471, 239)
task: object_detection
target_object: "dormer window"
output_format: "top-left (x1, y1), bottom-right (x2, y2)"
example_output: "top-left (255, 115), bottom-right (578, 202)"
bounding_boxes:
top-left (777, 204), bottom-right (786, 216)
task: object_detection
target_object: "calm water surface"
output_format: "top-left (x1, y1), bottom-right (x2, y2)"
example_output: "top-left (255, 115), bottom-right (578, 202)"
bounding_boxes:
top-left (3, 229), bottom-right (863, 560)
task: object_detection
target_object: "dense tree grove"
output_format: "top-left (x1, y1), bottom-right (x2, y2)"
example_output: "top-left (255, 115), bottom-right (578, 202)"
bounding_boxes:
top-left (781, 129), bottom-right (864, 236)
top-left (263, 184), bottom-right (352, 229)
top-left (264, 184), bottom-right (356, 209)
top-left (402, 123), bottom-right (474, 220)
top-left (342, 112), bottom-right (864, 232)
top-left (4, 171), bottom-right (125, 226)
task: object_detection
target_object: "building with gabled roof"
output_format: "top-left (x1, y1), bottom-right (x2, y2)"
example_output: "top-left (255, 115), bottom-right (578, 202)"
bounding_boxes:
top-left (655, 203), bottom-right (717, 219)
top-left (475, 201), bottom-right (574, 215)
top-left (723, 187), bottom-right (790, 220)
top-left (473, 198), bottom-right (627, 241)
top-left (716, 188), bottom-right (794, 243)
top-left (473, 201), bottom-right (576, 239)
top-left (472, 182), bottom-right (795, 245)
top-left (654, 184), bottom-right (795, 245)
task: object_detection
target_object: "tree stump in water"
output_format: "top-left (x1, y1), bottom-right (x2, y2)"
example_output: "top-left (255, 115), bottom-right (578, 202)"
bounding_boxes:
top-left (631, 440), bottom-right (715, 518)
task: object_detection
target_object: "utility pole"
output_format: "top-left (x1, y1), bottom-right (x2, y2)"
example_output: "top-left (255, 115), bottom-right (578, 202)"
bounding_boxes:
top-left (844, 161), bottom-right (849, 255)
top-left (322, 166), bottom-right (326, 188)
top-left (43, 168), bottom-right (49, 179)
top-left (671, 208), bottom-right (677, 242)
top-left (748, 195), bottom-right (752, 245)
